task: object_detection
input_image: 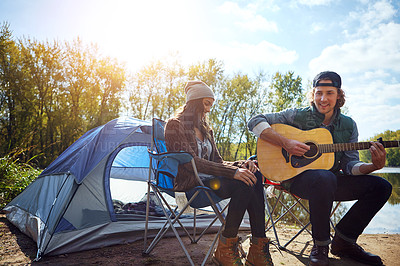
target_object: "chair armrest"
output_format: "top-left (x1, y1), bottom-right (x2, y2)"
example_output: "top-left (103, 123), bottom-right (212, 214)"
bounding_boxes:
top-left (148, 149), bottom-right (205, 187)
top-left (148, 150), bottom-right (193, 165)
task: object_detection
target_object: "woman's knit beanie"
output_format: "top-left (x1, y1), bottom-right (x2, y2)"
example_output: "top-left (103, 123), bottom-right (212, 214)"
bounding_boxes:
top-left (184, 81), bottom-right (215, 103)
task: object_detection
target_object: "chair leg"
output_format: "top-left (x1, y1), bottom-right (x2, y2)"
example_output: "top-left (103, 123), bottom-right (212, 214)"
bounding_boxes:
top-left (192, 208), bottom-right (196, 243)
top-left (144, 185), bottom-right (232, 266)
top-left (157, 186), bottom-right (197, 242)
top-left (281, 196), bottom-right (312, 236)
top-left (265, 188), bottom-right (312, 250)
top-left (143, 189), bottom-right (196, 266)
top-left (265, 191), bottom-right (284, 249)
top-left (282, 221), bottom-right (311, 249)
top-left (193, 203), bottom-right (229, 243)
top-left (201, 225), bottom-right (224, 266)
top-left (265, 186), bottom-right (342, 250)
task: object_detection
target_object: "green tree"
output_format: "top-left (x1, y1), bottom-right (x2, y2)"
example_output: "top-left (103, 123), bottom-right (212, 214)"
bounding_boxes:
top-left (242, 72), bottom-right (269, 158)
top-left (212, 73), bottom-right (252, 159)
top-left (129, 56), bottom-right (186, 121)
top-left (359, 129), bottom-right (400, 167)
top-left (187, 58), bottom-right (225, 89)
top-left (62, 38), bottom-right (94, 142)
top-left (0, 22), bottom-right (30, 158)
top-left (267, 71), bottom-right (304, 112)
top-left (18, 38), bottom-right (65, 165)
top-left (1, 25), bottom-right (129, 167)
top-left (92, 56), bottom-right (126, 127)
top-left (211, 72), bottom-right (268, 160)
top-left (61, 39), bottom-right (127, 149)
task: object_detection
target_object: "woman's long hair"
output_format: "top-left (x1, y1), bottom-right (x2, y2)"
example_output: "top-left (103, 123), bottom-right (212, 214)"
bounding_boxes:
top-left (174, 98), bottom-right (212, 140)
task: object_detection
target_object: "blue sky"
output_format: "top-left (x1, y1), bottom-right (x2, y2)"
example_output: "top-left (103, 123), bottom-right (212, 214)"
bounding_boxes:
top-left (1, 0), bottom-right (399, 140)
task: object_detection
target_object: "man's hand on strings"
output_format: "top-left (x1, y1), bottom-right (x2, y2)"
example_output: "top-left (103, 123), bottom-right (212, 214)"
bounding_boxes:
top-left (284, 139), bottom-right (310, 157)
top-left (370, 142), bottom-right (386, 170)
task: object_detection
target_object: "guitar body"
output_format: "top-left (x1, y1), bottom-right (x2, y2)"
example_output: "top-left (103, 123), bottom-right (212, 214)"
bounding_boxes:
top-left (257, 124), bottom-right (335, 182)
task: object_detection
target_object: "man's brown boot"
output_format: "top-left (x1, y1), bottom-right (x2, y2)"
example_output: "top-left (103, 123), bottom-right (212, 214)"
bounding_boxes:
top-left (245, 237), bottom-right (273, 266)
top-left (212, 235), bottom-right (243, 265)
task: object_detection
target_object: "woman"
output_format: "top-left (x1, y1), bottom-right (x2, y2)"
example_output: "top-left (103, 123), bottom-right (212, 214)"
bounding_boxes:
top-left (164, 80), bottom-right (273, 266)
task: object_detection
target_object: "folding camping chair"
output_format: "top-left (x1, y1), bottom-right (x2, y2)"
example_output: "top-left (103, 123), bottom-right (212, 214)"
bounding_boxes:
top-left (264, 178), bottom-right (341, 250)
top-left (143, 118), bottom-right (229, 266)
top-left (248, 155), bottom-right (341, 250)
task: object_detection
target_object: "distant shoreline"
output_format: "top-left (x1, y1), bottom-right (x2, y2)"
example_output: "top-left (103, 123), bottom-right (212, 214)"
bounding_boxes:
top-left (374, 167), bottom-right (400, 173)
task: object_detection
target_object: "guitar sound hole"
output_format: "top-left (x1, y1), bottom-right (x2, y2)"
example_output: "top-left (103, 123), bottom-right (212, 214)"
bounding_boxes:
top-left (304, 142), bottom-right (318, 158)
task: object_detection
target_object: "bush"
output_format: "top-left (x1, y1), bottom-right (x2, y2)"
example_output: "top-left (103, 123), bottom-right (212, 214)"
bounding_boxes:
top-left (0, 155), bottom-right (41, 209)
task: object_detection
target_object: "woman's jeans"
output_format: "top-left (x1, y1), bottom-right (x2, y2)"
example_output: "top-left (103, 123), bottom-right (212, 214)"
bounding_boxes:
top-left (285, 170), bottom-right (392, 246)
top-left (203, 171), bottom-right (266, 238)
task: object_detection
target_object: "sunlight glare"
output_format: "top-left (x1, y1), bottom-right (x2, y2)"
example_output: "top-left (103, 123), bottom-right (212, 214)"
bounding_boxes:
top-left (86, 0), bottom-right (201, 71)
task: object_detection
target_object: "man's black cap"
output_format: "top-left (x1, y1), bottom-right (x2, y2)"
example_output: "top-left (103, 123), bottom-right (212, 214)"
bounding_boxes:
top-left (313, 71), bottom-right (341, 88)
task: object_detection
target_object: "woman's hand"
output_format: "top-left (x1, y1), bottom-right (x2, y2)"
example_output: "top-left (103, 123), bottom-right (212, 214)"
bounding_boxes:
top-left (233, 168), bottom-right (257, 186)
top-left (242, 160), bottom-right (259, 173)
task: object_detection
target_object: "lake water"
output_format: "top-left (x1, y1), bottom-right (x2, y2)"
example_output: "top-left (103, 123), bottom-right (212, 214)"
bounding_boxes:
top-left (342, 169), bottom-right (400, 234)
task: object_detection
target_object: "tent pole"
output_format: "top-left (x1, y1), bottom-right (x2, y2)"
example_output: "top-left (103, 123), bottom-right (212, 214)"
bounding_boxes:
top-left (143, 124), bottom-right (155, 252)
top-left (36, 173), bottom-right (75, 260)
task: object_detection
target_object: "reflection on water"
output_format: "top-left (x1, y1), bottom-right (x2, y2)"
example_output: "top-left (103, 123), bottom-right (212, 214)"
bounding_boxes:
top-left (377, 172), bottom-right (400, 205)
top-left (266, 172), bottom-right (400, 234)
top-left (342, 172), bottom-right (400, 234)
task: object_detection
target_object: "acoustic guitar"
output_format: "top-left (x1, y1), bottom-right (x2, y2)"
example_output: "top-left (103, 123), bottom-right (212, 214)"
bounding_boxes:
top-left (257, 124), bottom-right (399, 182)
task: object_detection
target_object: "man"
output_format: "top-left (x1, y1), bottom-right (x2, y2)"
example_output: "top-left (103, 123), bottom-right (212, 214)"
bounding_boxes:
top-left (248, 71), bottom-right (392, 266)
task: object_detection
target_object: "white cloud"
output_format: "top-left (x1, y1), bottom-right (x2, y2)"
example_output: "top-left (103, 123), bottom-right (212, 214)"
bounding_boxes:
top-left (174, 39), bottom-right (298, 74)
top-left (343, 78), bottom-right (400, 140)
top-left (139, 37), bottom-right (299, 76)
top-left (310, 23), bottom-right (324, 34)
top-left (345, 0), bottom-right (396, 38)
top-left (238, 14), bottom-right (278, 32)
top-left (250, 0), bottom-right (281, 12)
top-left (294, 0), bottom-right (334, 7)
top-left (363, 70), bottom-right (391, 80)
top-left (224, 40), bottom-right (299, 65)
top-left (309, 22), bottom-right (400, 74)
top-left (218, 1), bottom-right (278, 32)
top-left (346, 79), bottom-right (400, 106)
top-left (352, 103), bottom-right (400, 140)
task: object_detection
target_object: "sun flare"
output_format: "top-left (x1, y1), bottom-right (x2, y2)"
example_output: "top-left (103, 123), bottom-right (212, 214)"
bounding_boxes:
top-left (85, 0), bottom-right (201, 71)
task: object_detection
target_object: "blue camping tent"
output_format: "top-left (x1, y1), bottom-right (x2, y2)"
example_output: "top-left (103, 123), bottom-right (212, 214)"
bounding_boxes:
top-left (4, 117), bottom-right (220, 258)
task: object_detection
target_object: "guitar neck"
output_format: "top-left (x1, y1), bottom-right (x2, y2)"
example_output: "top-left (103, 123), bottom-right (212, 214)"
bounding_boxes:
top-left (319, 140), bottom-right (400, 153)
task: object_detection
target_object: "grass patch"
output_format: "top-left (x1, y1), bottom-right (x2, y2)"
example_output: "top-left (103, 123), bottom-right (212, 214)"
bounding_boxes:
top-left (0, 155), bottom-right (41, 209)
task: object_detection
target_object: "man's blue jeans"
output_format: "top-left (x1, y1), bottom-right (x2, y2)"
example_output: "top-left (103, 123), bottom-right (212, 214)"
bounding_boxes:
top-left (284, 170), bottom-right (392, 246)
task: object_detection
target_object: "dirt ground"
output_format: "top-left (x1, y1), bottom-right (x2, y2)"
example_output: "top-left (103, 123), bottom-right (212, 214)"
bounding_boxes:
top-left (1, 213), bottom-right (399, 265)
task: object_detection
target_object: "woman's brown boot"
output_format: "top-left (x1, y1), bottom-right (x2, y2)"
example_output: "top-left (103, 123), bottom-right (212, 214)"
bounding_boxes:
top-left (212, 235), bottom-right (243, 265)
top-left (245, 237), bottom-right (273, 266)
